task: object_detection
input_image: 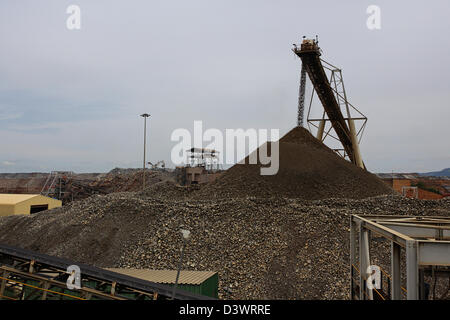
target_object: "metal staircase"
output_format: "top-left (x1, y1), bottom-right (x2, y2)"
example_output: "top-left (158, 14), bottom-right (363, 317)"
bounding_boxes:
top-left (40, 171), bottom-right (73, 201)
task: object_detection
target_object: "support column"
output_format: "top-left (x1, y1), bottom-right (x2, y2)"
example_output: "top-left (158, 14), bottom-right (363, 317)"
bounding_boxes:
top-left (0, 270), bottom-right (7, 297)
top-left (406, 240), bottom-right (419, 300)
top-left (350, 217), bottom-right (357, 299)
top-left (359, 224), bottom-right (371, 300)
top-left (338, 69), bottom-right (364, 169)
top-left (41, 281), bottom-right (50, 300)
top-left (391, 241), bottom-right (401, 300)
top-left (316, 113), bottom-right (326, 141)
top-left (348, 118), bottom-right (364, 168)
top-left (419, 269), bottom-right (425, 300)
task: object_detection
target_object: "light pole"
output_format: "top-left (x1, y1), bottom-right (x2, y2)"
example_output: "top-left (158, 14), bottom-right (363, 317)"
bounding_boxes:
top-left (140, 113), bottom-right (150, 190)
top-left (172, 229), bottom-right (191, 299)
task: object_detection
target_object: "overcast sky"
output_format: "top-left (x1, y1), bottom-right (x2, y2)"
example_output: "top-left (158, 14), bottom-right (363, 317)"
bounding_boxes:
top-left (0, 0), bottom-right (449, 173)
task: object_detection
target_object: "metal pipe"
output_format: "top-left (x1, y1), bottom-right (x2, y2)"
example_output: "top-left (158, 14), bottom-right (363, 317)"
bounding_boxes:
top-left (143, 117), bottom-right (146, 189)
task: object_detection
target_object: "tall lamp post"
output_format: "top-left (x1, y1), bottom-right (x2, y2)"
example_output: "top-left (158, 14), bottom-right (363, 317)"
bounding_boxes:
top-left (172, 229), bottom-right (191, 299)
top-left (140, 113), bottom-right (150, 190)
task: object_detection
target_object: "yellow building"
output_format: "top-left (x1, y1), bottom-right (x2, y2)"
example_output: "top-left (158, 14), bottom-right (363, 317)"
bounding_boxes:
top-left (0, 194), bottom-right (62, 217)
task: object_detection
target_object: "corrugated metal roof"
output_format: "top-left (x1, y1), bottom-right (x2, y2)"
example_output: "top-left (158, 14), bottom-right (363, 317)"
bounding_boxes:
top-left (106, 269), bottom-right (217, 285)
top-left (0, 194), bottom-right (39, 205)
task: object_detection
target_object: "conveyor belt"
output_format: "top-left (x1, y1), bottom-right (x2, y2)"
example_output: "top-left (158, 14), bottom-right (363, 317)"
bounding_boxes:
top-left (0, 243), bottom-right (214, 300)
top-left (294, 44), bottom-right (356, 164)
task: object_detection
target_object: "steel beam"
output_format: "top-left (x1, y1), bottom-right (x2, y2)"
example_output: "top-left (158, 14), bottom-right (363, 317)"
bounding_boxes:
top-left (418, 241), bottom-right (450, 266)
top-left (350, 217), bottom-right (357, 299)
top-left (406, 240), bottom-right (419, 300)
top-left (391, 241), bottom-right (401, 300)
top-left (354, 215), bottom-right (412, 247)
top-left (0, 269), bottom-right (7, 297)
top-left (379, 223), bottom-right (450, 240)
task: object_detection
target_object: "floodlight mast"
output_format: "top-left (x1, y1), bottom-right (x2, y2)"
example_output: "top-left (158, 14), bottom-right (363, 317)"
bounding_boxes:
top-left (140, 113), bottom-right (151, 190)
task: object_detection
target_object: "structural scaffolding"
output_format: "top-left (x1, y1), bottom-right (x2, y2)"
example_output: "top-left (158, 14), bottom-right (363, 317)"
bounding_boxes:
top-left (350, 214), bottom-right (450, 300)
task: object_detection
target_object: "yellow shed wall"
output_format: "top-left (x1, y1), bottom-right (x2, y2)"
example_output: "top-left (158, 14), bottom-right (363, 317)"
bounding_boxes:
top-left (0, 195), bottom-right (62, 216)
top-left (0, 204), bottom-right (15, 217)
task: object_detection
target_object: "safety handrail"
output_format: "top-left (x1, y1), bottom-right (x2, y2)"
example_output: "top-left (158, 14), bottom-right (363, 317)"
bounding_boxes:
top-left (0, 275), bottom-right (86, 300)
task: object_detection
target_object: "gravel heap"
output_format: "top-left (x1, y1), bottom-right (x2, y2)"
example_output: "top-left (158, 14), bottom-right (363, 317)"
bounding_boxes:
top-left (0, 168), bottom-right (176, 203)
top-left (0, 127), bottom-right (447, 299)
top-left (194, 127), bottom-right (393, 200)
top-left (0, 187), bottom-right (449, 299)
top-left (68, 169), bottom-right (175, 201)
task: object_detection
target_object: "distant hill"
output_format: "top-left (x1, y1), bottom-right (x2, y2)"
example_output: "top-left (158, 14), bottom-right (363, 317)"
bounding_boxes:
top-left (420, 168), bottom-right (450, 177)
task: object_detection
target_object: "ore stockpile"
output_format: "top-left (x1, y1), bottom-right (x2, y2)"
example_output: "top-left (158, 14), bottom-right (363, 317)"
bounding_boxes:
top-left (193, 127), bottom-right (392, 200)
top-left (0, 127), bottom-right (449, 299)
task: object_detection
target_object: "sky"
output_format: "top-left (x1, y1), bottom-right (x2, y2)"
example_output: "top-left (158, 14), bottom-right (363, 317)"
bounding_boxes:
top-left (0, 0), bottom-right (449, 173)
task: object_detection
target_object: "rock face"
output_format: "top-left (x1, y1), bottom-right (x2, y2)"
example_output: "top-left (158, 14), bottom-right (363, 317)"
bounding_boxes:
top-left (194, 127), bottom-right (393, 200)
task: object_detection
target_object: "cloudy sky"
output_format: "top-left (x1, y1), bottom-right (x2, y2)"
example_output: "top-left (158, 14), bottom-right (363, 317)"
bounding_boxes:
top-left (0, 0), bottom-right (449, 173)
